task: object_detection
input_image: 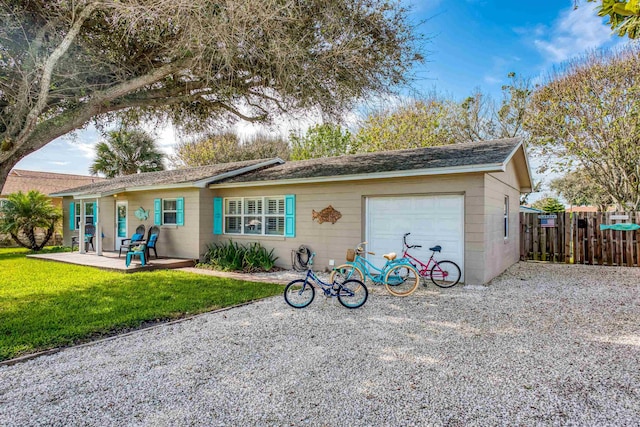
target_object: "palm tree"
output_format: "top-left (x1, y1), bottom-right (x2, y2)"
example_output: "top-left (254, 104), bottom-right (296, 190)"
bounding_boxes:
top-left (0, 191), bottom-right (62, 250)
top-left (89, 129), bottom-right (165, 178)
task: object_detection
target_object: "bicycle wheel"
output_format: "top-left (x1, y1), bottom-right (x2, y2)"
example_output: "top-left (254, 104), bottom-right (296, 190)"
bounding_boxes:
top-left (430, 261), bottom-right (461, 288)
top-left (384, 264), bottom-right (420, 297)
top-left (284, 279), bottom-right (315, 308)
top-left (337, 279), bottom-right (368, 309)
top-left (330, 264), bottom-right (364, 284)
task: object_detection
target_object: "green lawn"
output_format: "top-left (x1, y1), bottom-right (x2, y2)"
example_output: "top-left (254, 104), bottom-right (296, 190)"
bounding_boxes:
top-left (0, 247), bottom-right (283, 361)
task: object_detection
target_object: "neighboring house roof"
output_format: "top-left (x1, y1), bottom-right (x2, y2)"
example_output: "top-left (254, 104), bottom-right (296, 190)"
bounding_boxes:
top-left (520, 206), bottom-right (545, 213)
top-left (1, 169), bottom-right (103, 197)
top-left (212, 138), bottom-right (533, 191)
top-left (51, 158), bottom-right (284, 198)
top-left (53, 138), bottom-right (534, 198)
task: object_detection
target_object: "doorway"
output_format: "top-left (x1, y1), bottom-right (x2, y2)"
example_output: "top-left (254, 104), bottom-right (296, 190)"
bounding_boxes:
top-left (115, 201), bottom-right (128, 250)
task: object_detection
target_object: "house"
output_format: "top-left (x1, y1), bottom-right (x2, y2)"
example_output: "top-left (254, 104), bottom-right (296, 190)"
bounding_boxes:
top-left (53, 138), bottom-right (533, 285)
top-left (1, 169), bottom-right (103, 209)
top-left (1, 170), bottom-right (103, 246)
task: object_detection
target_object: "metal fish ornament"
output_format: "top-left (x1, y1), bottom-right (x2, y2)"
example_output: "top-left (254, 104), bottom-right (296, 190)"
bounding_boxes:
top-left (312, 205), bottom-right (342, 224)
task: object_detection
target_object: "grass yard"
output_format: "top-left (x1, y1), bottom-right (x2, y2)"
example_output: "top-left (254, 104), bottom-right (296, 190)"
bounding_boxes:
top-left (0, 248), bottom-right (283, 361)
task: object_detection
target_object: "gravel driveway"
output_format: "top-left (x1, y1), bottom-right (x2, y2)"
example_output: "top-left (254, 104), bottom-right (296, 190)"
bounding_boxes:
top-left (1, 262), bottom-right (639, 426)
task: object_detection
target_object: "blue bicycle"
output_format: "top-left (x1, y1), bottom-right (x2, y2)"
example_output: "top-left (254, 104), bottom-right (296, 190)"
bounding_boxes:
top-left (329, 241), bottom-right (420, 297)
top-left (284, 253), bottom-right (368, 309)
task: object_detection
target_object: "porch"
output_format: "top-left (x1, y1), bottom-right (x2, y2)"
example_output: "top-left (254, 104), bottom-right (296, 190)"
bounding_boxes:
top-left (28, 251), bottom-right (196, 273)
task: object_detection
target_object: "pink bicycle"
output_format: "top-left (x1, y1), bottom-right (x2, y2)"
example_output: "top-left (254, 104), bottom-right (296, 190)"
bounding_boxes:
top-left (402, 233), bottom-right (461, 288)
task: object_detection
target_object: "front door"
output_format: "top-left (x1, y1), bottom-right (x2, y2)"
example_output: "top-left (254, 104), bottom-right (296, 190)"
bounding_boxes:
top-left (115, 201), bottom-right (128, 250)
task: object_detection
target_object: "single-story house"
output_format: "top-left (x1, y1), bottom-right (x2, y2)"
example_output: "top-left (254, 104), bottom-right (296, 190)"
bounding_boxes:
top-left (1, 169), bottom-right (103, 209)
top-left (53, 138), bottom-right (533, 285)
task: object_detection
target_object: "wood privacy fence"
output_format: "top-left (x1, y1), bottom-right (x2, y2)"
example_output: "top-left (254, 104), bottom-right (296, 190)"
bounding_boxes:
top-left (520, 212), bottom-right (640, 267)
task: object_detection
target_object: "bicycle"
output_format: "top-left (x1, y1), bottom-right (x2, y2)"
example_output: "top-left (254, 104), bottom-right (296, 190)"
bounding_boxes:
top-left (401, 233), bottom-right (461, 288)
top-left (329, 242), bottom-right (420, 297)
top-left (284, 252), bottom-right (368, 309)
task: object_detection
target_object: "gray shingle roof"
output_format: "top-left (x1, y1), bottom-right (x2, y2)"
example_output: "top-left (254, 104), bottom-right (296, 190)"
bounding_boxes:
top-left (52, 158), bottom-right (277, 196)
top-left (215, 138), bottom-right (522, 184)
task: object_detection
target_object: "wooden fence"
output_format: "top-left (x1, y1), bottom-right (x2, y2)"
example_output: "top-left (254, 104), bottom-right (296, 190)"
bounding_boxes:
top-left (520, 212), bottom-right (640, 267)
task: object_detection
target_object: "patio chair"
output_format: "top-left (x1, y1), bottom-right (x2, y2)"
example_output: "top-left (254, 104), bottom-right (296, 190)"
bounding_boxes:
top-left (72, 224), bottom-right (96, 251)
top-left (145, 226), bottom-right (160, 260)
top-left (118, 224), bottom-right (146, 258)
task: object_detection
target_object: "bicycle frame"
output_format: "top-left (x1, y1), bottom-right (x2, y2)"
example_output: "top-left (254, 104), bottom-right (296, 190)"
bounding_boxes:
top-left (347, 245), bottom-right (413, 284)
top-left (401, 249), bottom-right (436, 278)
top-left (299, 256), bottom-right (358, 298)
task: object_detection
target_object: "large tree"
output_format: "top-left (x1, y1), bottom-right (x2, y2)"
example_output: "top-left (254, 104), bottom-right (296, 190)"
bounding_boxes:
top-left (171, 132), bottom-right (290, 167)
top-left (525, 48), bottom-right (640, 210)
top-left (0, 0), bottom-right (422, 191)
top-left (290, 124), bottom-right (355, 160)
top-left (0, 190), bottom-right (61, 250)
top-left (550, 169), bottom-right (613, 211)
top-left (89, 128), bottom-right (165, 177)
top-left (356, 99), bottom-right (453, 152)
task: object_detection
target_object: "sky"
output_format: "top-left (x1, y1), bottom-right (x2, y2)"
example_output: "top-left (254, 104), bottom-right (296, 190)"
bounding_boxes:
top-left (16, 0), bottom-right (629, 193)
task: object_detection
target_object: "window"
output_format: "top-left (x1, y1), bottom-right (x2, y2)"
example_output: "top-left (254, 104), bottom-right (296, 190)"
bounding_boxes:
top-left (504, 195), bottom-right (509, 239)
top-left (224, 196), bottom-right (285, 236)
top-left (163, 199), bottom-right (177, 225)
top-left (75, 202), bottom-right (95, 228)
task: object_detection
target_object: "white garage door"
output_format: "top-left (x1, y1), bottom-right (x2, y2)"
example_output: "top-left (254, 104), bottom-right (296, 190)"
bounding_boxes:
top-left (366, 195), bottom-right (464, 279)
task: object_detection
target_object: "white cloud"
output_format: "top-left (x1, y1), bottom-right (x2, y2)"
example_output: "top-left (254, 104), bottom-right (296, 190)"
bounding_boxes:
top-left (532, 4), bottom-right (614, 63)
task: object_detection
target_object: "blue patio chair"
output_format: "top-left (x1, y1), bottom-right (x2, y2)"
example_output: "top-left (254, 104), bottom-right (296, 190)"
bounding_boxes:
top-left (145, 226), bottom-right (160, 259)
top-left (118, 224), bottom-right (146, 258)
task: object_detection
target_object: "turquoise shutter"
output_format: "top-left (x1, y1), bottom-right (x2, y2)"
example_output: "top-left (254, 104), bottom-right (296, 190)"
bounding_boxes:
top-left (92, 202), bottom-right (97, 224)
top-left (154, 198), bottom-right (162, 225)
top-left (69, 202), bottom-right (75, 230)
top-left (176, 197), bottom-right (184, 226)
top-left (285, 194), bottom-right (295, 237)
top-left (213, 197), bottom-right (223, 235)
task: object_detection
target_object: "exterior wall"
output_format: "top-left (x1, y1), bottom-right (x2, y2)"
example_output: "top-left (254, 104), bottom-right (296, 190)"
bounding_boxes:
top-left (484, 160), bottom-right (522, 283)
top-left (63, 189), bottom-right (202, 259)
top-left (210, 173), bottom-right (488, 284)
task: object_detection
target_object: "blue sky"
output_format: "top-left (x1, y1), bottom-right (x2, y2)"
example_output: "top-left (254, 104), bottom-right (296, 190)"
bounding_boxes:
top-left (17, 0), bottom-right (627, 191)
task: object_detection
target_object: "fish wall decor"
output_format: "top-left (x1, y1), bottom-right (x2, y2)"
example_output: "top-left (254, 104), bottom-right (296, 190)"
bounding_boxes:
top-left (312, 205), bottom-right (342, 224)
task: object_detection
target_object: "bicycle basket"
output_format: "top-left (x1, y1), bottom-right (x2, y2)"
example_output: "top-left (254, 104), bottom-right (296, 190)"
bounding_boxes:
top-left (346, 249), bottom-right (355, 262)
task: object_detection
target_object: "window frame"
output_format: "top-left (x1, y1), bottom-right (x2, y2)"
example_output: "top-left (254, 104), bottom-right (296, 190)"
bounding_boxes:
top-left (223, 196), bottom-right (286, 236)
top-left (503, 195), bottom-right (509, 240)
top-left (75, 202), bottom-right (95, 228)
top-left (162, 198), bottom-right (178, 225)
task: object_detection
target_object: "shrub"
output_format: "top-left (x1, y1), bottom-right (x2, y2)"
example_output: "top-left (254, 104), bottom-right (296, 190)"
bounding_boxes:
top-left (202, 240), bottom-right (278, 272)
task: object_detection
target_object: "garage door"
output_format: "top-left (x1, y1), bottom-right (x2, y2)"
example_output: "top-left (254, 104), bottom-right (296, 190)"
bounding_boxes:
top-left (366, 195), bottom-right (464, 279)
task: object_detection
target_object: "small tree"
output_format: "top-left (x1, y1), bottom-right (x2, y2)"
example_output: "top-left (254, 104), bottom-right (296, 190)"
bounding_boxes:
top-left (532, 197), bottom-right (566, 213)
top-left (585, 0), bottom-right (640, 39)
top-left (0, 191), bottom-right (61, 250)
top-left (90, 129), bottom-right (165, 177)
top-left (289, 124), bottom-right (355, 160)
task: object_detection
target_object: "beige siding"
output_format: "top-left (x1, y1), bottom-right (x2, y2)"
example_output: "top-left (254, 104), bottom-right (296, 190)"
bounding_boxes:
top-left (210, 173), bottom-right (487, 283)
top-left (484, 159), bottom-right (522, 283)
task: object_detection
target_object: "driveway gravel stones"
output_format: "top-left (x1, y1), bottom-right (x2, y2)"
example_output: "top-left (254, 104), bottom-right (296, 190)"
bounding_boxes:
top-left (0, 262), bottom-right (638, 426)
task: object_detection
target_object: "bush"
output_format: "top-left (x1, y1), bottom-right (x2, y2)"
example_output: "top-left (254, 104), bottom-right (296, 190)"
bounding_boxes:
top-left (201, 240), bottom-right (278, 272)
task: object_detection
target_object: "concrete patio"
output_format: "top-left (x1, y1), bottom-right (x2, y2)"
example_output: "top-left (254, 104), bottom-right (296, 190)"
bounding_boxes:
top-left (27, 251), bottom-right (196, 272)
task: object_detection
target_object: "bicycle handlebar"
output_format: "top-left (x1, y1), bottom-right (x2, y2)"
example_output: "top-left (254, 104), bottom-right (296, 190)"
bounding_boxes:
top-left (403, 232), bottom-right (422, 249)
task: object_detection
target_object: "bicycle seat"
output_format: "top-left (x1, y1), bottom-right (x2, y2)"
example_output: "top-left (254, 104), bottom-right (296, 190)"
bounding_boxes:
top-left (429, 245), bottom-right (442, 252)
top-left (383, 252), bottom-right (397, 261)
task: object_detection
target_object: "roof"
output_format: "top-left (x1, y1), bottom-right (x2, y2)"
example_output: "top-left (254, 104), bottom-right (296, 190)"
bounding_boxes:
top-left (1, 170), bottom-right (104, 197)
top-left (53, 138), bottom-right (534, 198)
top-left (212, 138), bottom-right (531, 189)
top-left (520, 206), bottom-right (545, 213)
top-left (51, 158), bottom-right (284, 198)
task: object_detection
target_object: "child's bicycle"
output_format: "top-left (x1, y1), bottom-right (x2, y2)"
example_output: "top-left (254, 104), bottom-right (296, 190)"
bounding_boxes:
top-left (402, 233), bottom-right (461, 288)
top-left (284, 252), bottom-right (368, 309)
top-left (329, 242), bottom-right (420, 297)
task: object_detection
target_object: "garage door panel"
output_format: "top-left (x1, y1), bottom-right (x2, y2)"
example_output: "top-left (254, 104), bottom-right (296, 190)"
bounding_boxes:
top-left (367, 195), bottom-right (464, 280)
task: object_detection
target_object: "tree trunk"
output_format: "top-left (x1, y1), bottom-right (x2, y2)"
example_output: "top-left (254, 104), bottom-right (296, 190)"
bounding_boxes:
top-left (9, 232), bottom-right (31, 249)
top-left (36, 226), bottom-right (55, 251)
